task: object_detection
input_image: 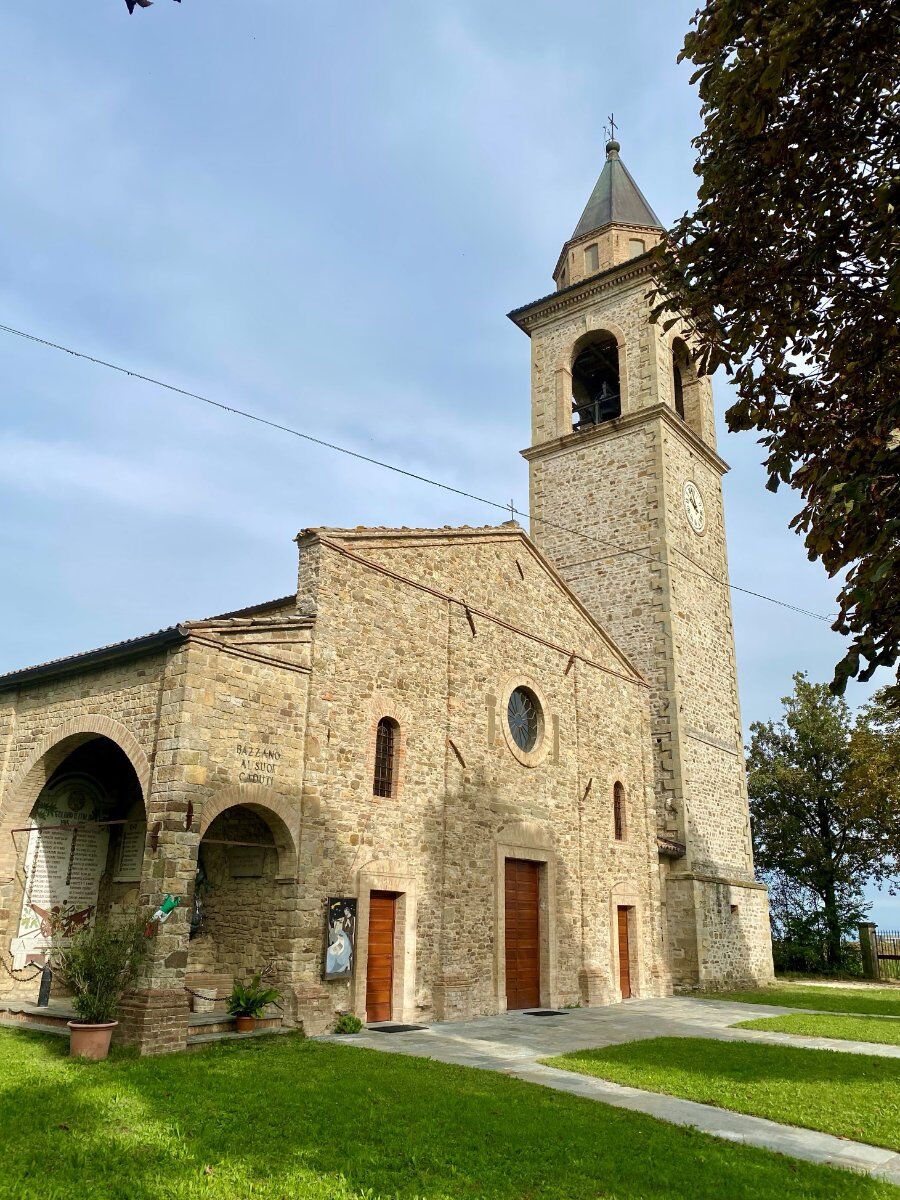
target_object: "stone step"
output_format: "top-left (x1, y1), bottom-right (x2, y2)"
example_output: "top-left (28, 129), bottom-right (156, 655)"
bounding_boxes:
top-left (187, 1025), bottom-right (292, 1048)
top-left (0, 1017), bottom-right (68, 1038)
top-left (0, 1003), bottom-right (284, 1047)
top-left (188, 1012), bottom-right (283, 1036)
top-left (0, 1003), bottom-right (75, 1031)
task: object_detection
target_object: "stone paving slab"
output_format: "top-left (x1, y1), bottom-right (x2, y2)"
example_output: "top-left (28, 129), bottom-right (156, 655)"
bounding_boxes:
top-left (320, 996), bottom-right (900, 1184)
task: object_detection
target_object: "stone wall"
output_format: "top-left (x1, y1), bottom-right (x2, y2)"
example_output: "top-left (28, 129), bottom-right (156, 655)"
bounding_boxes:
top-left (0, 606), bottom-right (314, 1051)
top-left (296, 526), bottom-right (669, 1025)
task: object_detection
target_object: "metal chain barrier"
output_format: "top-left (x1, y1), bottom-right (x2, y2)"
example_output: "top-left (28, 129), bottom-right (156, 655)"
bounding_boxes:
top-left (183, 960), bottom-right (284, 1011)
top-left (0, 953), bottom-right (43, 983)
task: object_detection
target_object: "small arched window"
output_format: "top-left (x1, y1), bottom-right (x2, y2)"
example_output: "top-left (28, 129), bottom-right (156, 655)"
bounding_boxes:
top-left (572, 333), bottom-right (621, 430)
top-left (613, 782), bottom-right (626, 841)
top-left (672, 339), bottom-right (694, 423)
top-left (673, 364), bottom-right (686, 420)
top-left (373, 717), bottom-right (399, 798)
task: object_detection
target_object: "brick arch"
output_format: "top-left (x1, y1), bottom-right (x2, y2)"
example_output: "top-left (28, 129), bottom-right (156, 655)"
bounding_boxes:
top-left (364, 693), bottom-right (409, 802)
top-left (0, 715), bottom-right (152, 882)
top-left (568, 319), bottom-right (628, 368)
top-left (198, 785), bottom-right (298, 878)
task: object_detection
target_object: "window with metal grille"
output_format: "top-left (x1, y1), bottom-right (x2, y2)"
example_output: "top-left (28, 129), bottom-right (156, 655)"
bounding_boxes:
top-left (613, 782), bottom-right (626, 841)
top-left (373, 718), bottom-right (399, 798)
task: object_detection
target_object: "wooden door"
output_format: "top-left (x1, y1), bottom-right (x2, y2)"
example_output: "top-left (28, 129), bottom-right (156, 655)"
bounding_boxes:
top-left (617, 906), bottom-right (632, 999)
top-left (505, 859), bottom-right (541, 1010)
top-left (366, 891), bottom-right (397, 1022)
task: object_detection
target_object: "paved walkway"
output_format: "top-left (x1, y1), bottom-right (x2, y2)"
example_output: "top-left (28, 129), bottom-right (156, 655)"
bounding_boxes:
top-left (322, 997), bottom-right (900, 1184)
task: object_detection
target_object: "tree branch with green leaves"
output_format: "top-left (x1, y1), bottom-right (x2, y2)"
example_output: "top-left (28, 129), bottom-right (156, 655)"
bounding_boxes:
top-left (655, 0), bottom-right (899, 693)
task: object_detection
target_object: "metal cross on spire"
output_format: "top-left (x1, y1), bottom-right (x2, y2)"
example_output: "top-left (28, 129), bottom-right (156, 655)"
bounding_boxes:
top-left (604, 113), bottom-right (618, 142)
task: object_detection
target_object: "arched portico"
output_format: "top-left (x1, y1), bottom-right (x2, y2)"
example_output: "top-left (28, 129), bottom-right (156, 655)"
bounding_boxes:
top-left (186, 787), bottom-right (300, 1020)
top-left (0, 723), bottom-right (150, 1001)
top-left (197, 785), bottom-right (299, 879)
top-left (0, 716), bottom-right (151, 882)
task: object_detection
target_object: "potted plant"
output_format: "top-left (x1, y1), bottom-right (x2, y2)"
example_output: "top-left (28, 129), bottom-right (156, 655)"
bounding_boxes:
top-left (50, 917), bottom-right (147, 1060)
top-left (227, 973), bottom-right (282, 1033)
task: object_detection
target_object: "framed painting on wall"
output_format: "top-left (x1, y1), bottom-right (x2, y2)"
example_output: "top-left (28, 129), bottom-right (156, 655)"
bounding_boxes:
top-left (324, 897), bottom-right (357, 980)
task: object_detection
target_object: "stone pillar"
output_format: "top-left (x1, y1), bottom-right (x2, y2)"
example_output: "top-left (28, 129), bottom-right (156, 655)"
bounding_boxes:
top-left (858, 922), bottom-right (880, 980)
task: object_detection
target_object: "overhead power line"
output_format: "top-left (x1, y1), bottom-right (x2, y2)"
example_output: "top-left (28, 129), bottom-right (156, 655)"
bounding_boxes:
top-left (0, 321), bottom-right (833, 624)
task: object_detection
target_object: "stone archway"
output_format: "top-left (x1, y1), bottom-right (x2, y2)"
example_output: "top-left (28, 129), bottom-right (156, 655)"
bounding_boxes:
top-left (186, 787), bottom-right (300, 1019)
top-left (550, 318), bottom-right (631, 436)
top-left (0, 721), bottom-right (151, 995)
top-left (0, 716), bottom-right (151, 882)
top-left (197, 785), bottom-right (299, 879)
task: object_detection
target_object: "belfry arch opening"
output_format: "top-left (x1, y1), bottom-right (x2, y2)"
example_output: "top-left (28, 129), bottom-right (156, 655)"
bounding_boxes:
top-left (571, 332), bottom-right (621, 430)
top-left (8, 736), bottom-right (147, 980)
top-left (672, 337), bottom-right (701, 433)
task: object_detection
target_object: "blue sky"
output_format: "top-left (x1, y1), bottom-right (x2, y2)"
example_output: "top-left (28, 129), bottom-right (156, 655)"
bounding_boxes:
top-left (1, 2), bottom-right (895, 922)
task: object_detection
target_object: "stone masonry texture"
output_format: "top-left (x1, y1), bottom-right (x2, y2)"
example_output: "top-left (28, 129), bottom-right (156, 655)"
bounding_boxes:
top-left (515, 244), bottom-right (774, 991)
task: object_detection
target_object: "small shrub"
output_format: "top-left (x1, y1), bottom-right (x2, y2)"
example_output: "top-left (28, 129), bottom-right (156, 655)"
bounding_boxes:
top-left (227, 974), bottom-right (282, 1019)
top-left (50, 917), bottom-right (148, 1025)
top-left (333, 1012), bottom-right (363, 1035)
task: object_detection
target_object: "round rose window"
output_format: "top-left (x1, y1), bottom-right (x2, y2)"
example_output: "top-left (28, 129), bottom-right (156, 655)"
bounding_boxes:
top-left (507, 686), bottom-right (541, 752)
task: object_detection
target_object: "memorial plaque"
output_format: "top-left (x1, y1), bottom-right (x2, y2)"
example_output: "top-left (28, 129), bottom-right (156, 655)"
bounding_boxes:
top-left (228, 846), bottom-right (266, 878)
top-left (11, 775), bottom-right (111, 968)
top-left (114, 823), bottom-right (145, 883)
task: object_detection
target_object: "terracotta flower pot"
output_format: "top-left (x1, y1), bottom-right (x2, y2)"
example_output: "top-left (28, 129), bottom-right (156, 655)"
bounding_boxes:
top-left (68, 1021), bottom-right (118, 1060)
top-left (235, 1016), bottom-right (256, 1033)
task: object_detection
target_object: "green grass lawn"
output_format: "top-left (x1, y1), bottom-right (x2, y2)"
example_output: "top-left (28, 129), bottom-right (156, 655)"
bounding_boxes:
top-left (0, 1030), bottom-right (896, 1200)
top-left (543, 1038), bottom-right (900, 1151)
top-left (698, 985), bottom-right (900, 1017)
top-left (737, 1012), bottom-right (900, 1046)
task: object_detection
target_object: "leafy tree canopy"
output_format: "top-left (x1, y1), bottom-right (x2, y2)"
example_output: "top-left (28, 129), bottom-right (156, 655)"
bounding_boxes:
top-left (656, 0), bottom-right (899, 692)
top-left (747, 674), bottom-right (899, 969)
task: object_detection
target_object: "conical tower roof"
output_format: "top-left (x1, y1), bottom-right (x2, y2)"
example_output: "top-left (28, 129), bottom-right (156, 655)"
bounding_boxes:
top-left (571, 139), bottom-right (663, 239)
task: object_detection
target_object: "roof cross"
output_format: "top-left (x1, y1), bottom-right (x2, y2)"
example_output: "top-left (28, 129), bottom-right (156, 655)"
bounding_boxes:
top-left (605, 113), bottom-right (618, 142)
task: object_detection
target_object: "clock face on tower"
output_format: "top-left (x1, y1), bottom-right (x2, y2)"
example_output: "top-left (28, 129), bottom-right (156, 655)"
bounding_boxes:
top-left (683, 480), bottom-right (706, 534)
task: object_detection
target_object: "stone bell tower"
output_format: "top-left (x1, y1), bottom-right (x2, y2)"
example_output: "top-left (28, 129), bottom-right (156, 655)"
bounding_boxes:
top-left (509, 135), bottom-right (774, 989)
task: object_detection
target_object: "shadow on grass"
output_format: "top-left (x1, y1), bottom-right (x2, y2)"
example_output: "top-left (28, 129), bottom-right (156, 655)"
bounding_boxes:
top-left (0, 1029), bottom-right (895, 1200)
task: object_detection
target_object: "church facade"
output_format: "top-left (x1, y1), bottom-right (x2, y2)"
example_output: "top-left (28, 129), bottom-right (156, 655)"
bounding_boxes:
top-left (0, 140), bottom-right (773, 1054)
